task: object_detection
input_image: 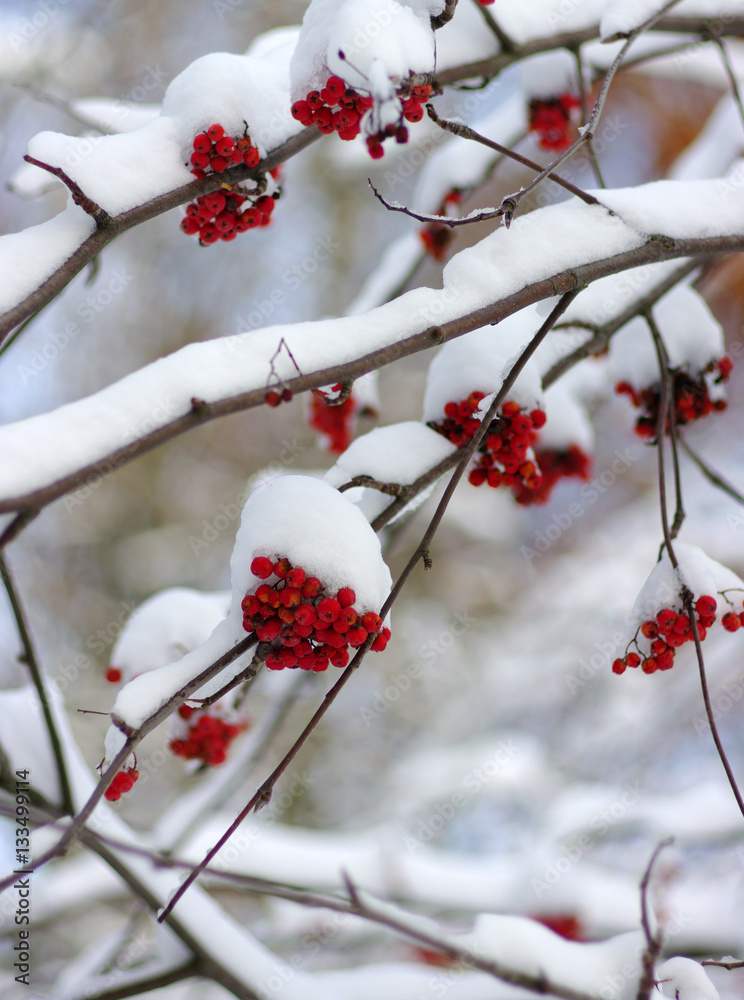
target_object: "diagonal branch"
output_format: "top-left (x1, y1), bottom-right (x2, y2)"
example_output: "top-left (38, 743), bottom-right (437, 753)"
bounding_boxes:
top-left (23, 156), bottom-right (113, 226)
top-left (0, 553), bottom-right (74, 815)
top-left (636, 837), bottom-right (674, 1000)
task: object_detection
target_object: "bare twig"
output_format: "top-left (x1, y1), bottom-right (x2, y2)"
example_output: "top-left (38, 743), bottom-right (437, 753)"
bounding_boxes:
top-left (701, 958), bottom-right (744, 969)
top-left (685, 593), bottom-right (744, 821)
top-left (23, 155), bottom-right (112, 226)
top-left (572, 46), bottom-right (605, 188)
top-left (470, 0), bottom-right (516, 51)
top-left (645, 310), bottom-right (684, 546)
top-left (709, 32), bottom-right (744, 133)
top-left (0, 509), bottom-right (39, 551)
top-left (431, 0), bottom-right (458, 29)
top-left (0, 553), bottom-right (74, 815)
top-left (426, 106), bottom-right (600, 205)
top-left (679, 436), bottom-right (744, 505)
top-left (636, 837), bottom-right (675, 1000)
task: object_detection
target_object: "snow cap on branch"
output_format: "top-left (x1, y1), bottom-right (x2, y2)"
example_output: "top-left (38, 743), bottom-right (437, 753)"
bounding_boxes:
top-left (290, 0), bottom-right (439, 104)
top-left (423, 315), bottom-right (545, 423)
top-left (657, 957), bottom-right (720, 1000)
top-left (230, 474), bottom-right (392, 616)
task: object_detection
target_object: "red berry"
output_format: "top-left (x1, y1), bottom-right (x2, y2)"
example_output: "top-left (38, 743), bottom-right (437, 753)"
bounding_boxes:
top-left (190, 151), bottom-right (211, 170)
top-left (317, 597), bottom-right (341, 622)
top-left (361, 611), bottom-right (382, 632)
top-left (530, 408), bottom-right (547, 429)
top-left (292, 100), bottom-right (312, 121)
top-left (695, 595), bottom-right (717, 617)
top-left (251, 556), bottom-right (274, 579)
top-left (256, 618), bottom-right (282, 642)
top-left (265, 390), bottom-right (281, 407)
top-left (347, 625), bottom-right (368, 647)
top-left (656, 608), bottom-right (677, 631)
top-left (302, 577), bottom-right (323, 598)
top-left (207, 123), bottom-right (225, 141)
top-left (468, 468), bottom-right (487, 487)
top-left (640, 620), bottom-right (659, 639)
top-left (337, 587), bottom-right (356, 608)
top-left (626, 652), bottom-right (641, 668)
top-left (366, 138), bottom-right (384, 160)
top-left (641, 657), bottom-right (658, 674)
top-left (294, 603), bottom-right (317, 627)
top-left (281, 587), bottom-right (302, 608)
top-left (370, 633), bottom-right (388, 652)
top-left (105, 666), bottom-right (122, 684)
top-left (193, 133), bottom-right (211, 153)
top-left (215, 136), bottom-right (235, 156)
top-left (722, 612), bottom-right (741, 632)
top-left (178, 704), bottom-right (195, 719)
top-left (273, 558), bottom-right (291, 578)
top-left (210, 155), bottom-right (228, 173)
top-left (612, 658), bottom-right (626, 675)
top-left (243, 147), bottom-right (260, 168)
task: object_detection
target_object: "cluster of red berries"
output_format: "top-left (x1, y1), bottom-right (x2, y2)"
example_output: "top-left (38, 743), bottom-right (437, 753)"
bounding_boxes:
top-left (511, 445), bottom-right (591, 506)
top-left (292, 75), bottom-right (374, 142)
top-left (242, 555), bottom-right (390, 671)
top-left (169, 704), bottom-right (245, 767)
top-left (309, 386), bottom-right (357, 453)
top-left (430, 393), bottom-right (547, 495)
top-left (612, 593), bottom-right (744, 675)
top-left (616, 358), bottom-right (732, 438)
top-left (366, 84), bottom-right (432, 160)
top-left (292, 75), bottom-right (431, 159)
top-left (528, 95), bottom-right (581, 152)
top-left (188, 122), bottom-right (260, 177)
top-left (420, 190), bottom-right (461, 262)
top-left (104, 767), bottom-right (139, 802)
top-left (180, 188), bottom-right (276, 246)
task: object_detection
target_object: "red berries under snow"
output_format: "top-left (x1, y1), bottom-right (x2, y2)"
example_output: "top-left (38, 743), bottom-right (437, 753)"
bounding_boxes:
top-left (429, 393), bottom-right (583, 504)
top-left (181, 123), bottom-right (277, 247)
top-left (615, 357), bottom-right (731, 439)
top-left (293, 74), bottom-right (431, 160)
top-left (612, 593), bottom-right (744, 675)
top-left (244, 555), bottom-right (389, 670)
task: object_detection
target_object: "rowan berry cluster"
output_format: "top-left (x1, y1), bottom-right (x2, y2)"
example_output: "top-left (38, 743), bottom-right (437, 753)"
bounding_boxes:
top-left (309, 386), bottom-right (357, 453)
top-left (180, 188), bottom-right (276, 246)
top-left (429, 393), bottom-right (547, 495)
top-left (179, 123), bottom-right (278, 246)
top-left (242, 555), bottom-right (389, 671)
top-left (611, 593), bottom-right (744, 675)
top-left (510, 445), bottom-right (591, 506)
top-left (529, 95), bottom-right (581, 152)
top-left (169, 704), bottom-right (246, 767)
top-left (292, 75), bottom-right (431, 159)
top-left (420, 190), bottom-right (460, 262)
top-left (104, 767), bottom-right (139, 802)
top-left (615, 358), bottom-right (732, 438)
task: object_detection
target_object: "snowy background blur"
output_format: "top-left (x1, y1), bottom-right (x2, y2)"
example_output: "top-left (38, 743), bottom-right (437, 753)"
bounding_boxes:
top-left (1, 1), bottom-right (744, 998)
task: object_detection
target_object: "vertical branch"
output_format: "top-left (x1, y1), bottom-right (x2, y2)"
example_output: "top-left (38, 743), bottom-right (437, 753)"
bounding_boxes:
top-left (710, 32), bottom-right (744, 133)
top-left (636, 837), bottom-right (674, 1000)
top-left (644, 311), bottom-right (677, 568)
top-left (645, 310), bottom-right (685, 540)
top-left (572, 46), bottom-right (605, 188)
top-left (0, 553), bottom-right (74, 816)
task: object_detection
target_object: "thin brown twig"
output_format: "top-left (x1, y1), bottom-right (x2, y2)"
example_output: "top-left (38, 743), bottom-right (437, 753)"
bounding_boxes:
top-left (0, 509), bottom-right (39, 551)
top-left (645, 311), bottom-right (685, 541)
top-left (678, 436), bottom-right (744, 505)
top-left (685, 593), bottom-right (744, 821)
top-left (572, 46), bottom-right (605, 188)
top-left (470, 0), bottom-right (516, 51)
top-left (0, 553), bottom-right (74, 816)
top-left (701, 959), bottom-right (744, 969)
top-left (709, 32), bottom-right (744, 134)
top-left (636, 837), bottom-right (675, 1000)
top-left (426, 106), bottom-right (600, 205)
top-left (23, 155), bottom-right (112, 225)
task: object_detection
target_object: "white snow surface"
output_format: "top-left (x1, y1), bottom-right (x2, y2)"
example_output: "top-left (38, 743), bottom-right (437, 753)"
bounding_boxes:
top-left (323, 421), bottom-right (456, 521)
top-left (230, 474), bottom-right (392, 616)
top-left (602, 0), bottom-right (744, 42)
top-left (110, 588), bottom-right (231, 682)
top-left (608, 284), bottom-right (724, 389)
top-left (671, 95), bottom-right (744, 181)
top-left (423, 315), bottom-right (545, 422)
top-left (540, 379), bottom-right (594, 452)
top-left (290, 0), bottom-right (440, 102)
top-left (519, 50), bottom-right (577, 100)
top-left (0, 204), bottom-right (96, 315)
top-left (485, 0), bottom-right (607, 44)
top-left (657, 957), bottom-right (721, 1000)
top-left (9, 175), bottom-right (744, 506)
top-left (624, 542), bottom-right (744, 641)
